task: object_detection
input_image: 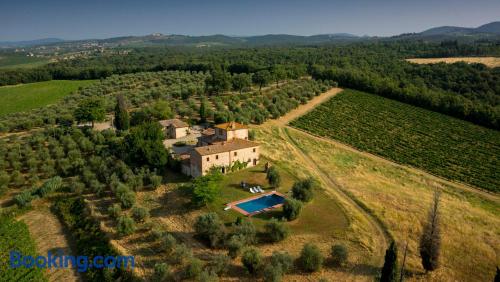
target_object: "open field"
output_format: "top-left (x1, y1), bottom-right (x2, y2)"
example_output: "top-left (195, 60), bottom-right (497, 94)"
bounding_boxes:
top-left (0, 80), bottom-right (95, 116)
top-left (0, 55), bottom-right (50, 69)
top-left (406, 57), bottom-right (500, 67)
top-left (277, 127), bottom-right (500, 282)
top-left (290, 89), bottom-right (500, 192)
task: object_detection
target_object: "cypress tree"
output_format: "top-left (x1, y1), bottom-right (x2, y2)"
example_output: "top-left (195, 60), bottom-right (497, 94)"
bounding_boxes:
top-left (419, 191), bottom-right (441, 272)
top-left (381, 241), bottom-right (398, 282)
top-left (199, 100), bottom-right (207, 123)
top-left (114, 94), bottom-right (130, 130)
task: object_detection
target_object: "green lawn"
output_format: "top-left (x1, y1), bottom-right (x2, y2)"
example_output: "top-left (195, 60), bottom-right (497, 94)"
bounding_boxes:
top-left (0, 80), bottom-right (96, 116)
top-left (206, 158), bottom-right (349, 236)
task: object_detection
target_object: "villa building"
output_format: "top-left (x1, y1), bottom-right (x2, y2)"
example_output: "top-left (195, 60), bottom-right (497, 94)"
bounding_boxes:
top-left (181, 122), bottom-right (260, 177)
top-left (159, 119), bottom-right (189, 139)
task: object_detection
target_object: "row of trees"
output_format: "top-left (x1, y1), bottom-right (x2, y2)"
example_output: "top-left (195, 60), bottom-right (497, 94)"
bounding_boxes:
top-left (311, 65), bottom-right (500, 129)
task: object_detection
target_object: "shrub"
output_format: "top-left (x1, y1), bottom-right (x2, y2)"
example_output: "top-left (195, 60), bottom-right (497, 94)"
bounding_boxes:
top-left (271, 251), bottom-right (293, 274)
top-left (131, 206), bottom-right (149, 222)
top-left (282, 198), bottom-right (302, 221)
top-left (331, 244), bottom-right (348, 266)
top-left (227, 235), bottom-right (245, 259)
top-left (116, 216), bottom-right (136, 236)
top-left (292, 178), bottom-right (315, 202)
top-left (264, 218), bottom-right (290, 243)
top-left (149, 174), bottom-right (162, 189)
top-left (199, 270), bottom-right (219, 282)
top-left (241, 247), bottom-right (262, 275)
top-left (233, 219), bottom-right (256, 245)
top-left (171, 243), bottom-right (193, 265)
top-left (10, 170), bottom-right (24, 187)
top-left (159, 233), bottom-right (177, 254)
top-left (152, 263), bottom-right (171, 282)
top-left (107, 204), bottom-right (122, 218)
top-left (194, 213), bottom-right (226, 248)
top-left (299, 243), bottom-right (323, 272)
top-left (263, 264), bottom-right (283, 282)
top-left (248, 129), bottom-right (256, 141)
top-left (184, 258), bottom-right (203, 279)
top-left (266, 166), bottom-right (281, 187)
top-left (14, 189), bottom-right (37, 207)
top-left (152, 228), bottom-right (168, 240)
top-left (37, 176), bottom-right (63, 197)
top-left (208, 254), bottom-right (230, 276)
top-left (70, 180), bottom-right (86, 194)
top-left (128, 173), bottom-right (144, 191)
top-left (0, 171), bottom-right (10, 191)
top-left (116, 184), bottom-right (136, 209)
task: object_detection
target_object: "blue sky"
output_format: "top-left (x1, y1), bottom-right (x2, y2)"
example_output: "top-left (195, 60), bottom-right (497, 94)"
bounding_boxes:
top-left (1, 0), bottom-right (499, 41)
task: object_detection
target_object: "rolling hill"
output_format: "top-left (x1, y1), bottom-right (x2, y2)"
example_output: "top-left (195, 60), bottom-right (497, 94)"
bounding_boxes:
top-left (1, 21), bottom-right (498, 49)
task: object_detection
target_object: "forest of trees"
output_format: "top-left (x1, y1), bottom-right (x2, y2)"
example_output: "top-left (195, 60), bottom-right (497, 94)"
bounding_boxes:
top-left (1, 41), bottom-right (498, 129)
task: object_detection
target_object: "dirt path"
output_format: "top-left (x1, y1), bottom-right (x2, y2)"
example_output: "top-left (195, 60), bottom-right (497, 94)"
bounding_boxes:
top-left (281, 127), bottom-right (390, 260)
top-left (274, 87), bottom-right (344, 125)
top-left (258, 87), bottom-right (390, 267)
top-left (18, 207), bottom-right (82, 282)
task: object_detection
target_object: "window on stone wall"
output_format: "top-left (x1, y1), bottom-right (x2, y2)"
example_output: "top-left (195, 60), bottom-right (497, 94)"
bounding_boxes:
top-left (253, 148), bottom-right (256, 152)
top-left (216, 155), bottom-right (219, 160)
top-left (234, 152), bottom-right (237, 156)
top-left (206, 157), bottom-right (210, 161)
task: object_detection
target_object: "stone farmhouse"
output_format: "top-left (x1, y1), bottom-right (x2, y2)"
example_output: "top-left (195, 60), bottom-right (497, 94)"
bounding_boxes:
top-left (181, 122), bottom-right (260, 177)
top-left (159, 119), bottom-right (189, 139)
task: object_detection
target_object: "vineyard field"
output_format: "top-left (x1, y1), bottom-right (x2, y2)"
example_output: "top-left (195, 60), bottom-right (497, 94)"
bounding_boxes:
top-left (0, 217), bottom-right (47, 282)
top-left (290, 89), bottom-right (500, 192)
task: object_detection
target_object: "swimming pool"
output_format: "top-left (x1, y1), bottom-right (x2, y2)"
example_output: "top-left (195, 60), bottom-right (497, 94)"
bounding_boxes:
top-left (234, 193), bottom-right (286, 215)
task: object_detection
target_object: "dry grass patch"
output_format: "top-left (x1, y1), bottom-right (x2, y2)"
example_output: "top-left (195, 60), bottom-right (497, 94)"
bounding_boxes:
top-left (406, 57), bottom-right (500, 67)
top-left (19, 206), bottom-right (82, 282)
top-left (284, 128), bottom-right (499, 282)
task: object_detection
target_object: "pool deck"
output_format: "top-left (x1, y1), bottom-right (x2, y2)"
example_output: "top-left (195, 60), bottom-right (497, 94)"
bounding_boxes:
top-left (228, 191), bottom-right (286, 217)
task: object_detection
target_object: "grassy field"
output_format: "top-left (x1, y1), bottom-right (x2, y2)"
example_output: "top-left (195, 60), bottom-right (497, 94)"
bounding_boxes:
top-left (254, 118), bottom-right (500, 281)
top-left (0, 217), bottom-right (47, 281)
top-left (282, 127), bottom-right (500, 282)
top-left (0, 80), bottom-right (95, 116)
top-left (290, 89), bottom-right (500, 192)
top-left (0, 54), bottom-right (50, 69)
top-left (406, 57), bottom-right (500, 67)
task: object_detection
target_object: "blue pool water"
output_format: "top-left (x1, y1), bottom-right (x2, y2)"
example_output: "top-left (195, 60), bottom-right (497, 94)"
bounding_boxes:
top-left (236, 194), bottom-right (285, 214)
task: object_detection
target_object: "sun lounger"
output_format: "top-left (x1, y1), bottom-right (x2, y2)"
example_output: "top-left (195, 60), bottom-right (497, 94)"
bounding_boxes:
top-left (224, 206), bottom-right (231, 211)
top-left (257, 186), bottom-right (264, 193)
top-left (250, 187), bottom-right (256, 193)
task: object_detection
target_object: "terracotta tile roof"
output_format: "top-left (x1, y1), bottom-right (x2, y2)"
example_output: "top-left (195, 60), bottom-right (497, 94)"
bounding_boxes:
top-left (214, 121), bottom-right (248, 131)
top-left (193, 139), bottom-right (259, 156)
top-left (159, 119), bottom-right (189, 128)
top-left (201, 128), bottom-right (215, 136)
